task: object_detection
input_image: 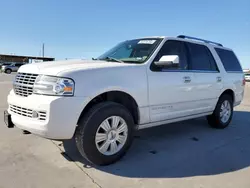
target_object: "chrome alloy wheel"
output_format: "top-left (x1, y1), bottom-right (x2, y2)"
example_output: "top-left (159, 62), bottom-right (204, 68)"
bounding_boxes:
top-left (220, 100), bottom-right (231, 123)
top-left (95, 116), bottom-right (128, 156)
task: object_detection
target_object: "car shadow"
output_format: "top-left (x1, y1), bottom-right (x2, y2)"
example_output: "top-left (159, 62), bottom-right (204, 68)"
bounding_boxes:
top-left (62, 111), bottom-right (250, 178)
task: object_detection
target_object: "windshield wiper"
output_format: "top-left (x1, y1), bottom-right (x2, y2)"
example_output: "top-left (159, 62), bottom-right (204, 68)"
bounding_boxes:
top-left (102, 57), bottom-right (124, 63)
top-left (122, 60), bottom-right (142, 64)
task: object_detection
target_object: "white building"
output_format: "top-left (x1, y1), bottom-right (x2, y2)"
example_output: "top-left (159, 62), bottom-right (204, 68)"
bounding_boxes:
top-left (243, 69), bottom-right (250, 73)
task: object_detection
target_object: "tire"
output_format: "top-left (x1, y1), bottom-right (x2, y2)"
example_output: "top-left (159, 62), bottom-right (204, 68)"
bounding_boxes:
top-left (75, 102), bottom-right (135, 165)
top-left (207, 94), bottom-right (233, 129)
top-left (5, 69), bottom-right (12, 74)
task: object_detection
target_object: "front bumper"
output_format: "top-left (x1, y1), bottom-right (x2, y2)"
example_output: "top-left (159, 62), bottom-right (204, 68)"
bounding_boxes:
top-left (7, 90), bottom-right (88, 139)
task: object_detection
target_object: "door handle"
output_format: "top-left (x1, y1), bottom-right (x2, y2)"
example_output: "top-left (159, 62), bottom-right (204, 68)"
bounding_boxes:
top-left (216, 76), bottom-right (222, 82)
top-left (183, 76), bottom-right (191, 83)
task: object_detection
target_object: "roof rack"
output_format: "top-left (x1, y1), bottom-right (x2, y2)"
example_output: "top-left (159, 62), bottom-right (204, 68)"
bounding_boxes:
top-left (177, 35), bottom-right (223, 47)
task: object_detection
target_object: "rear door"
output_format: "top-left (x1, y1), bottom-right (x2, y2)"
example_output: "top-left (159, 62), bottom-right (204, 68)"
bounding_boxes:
top-left (214, 48), bottom-right (244, 105)
top-left (186, 42), bottom-right (223, 113)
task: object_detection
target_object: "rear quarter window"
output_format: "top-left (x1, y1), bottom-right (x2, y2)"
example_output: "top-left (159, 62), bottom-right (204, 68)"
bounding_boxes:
top-left (215, 48), bottom-right (242, 72)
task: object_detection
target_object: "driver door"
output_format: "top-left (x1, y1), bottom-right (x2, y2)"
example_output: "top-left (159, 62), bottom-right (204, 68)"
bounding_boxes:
top-left (147, 40), bottom-right (197, 122)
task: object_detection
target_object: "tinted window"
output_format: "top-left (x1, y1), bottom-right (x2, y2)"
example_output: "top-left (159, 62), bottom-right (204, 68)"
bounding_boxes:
top-left (153, 40), bottom-right (188, 70)
top-left (16, 63), bottom-right (23, 67)
top-left (215, 48), bottom-right (242, 72)
top-left (187, 43), bottom-right (218, 71)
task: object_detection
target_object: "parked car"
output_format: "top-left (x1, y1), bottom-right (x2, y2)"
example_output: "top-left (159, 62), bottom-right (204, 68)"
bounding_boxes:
top-left (245, 73), bottom-right (250, 82)
top-left (4, 35), bottom-right (245, 165)
top-left (1, 62), bottom-right (25, 74)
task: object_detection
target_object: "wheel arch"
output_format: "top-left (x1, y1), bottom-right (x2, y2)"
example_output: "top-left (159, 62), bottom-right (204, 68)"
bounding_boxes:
top-left (77, 90), bottom-right (140, 125)
top-left (5, 68), bottom-right (12, 73)
top-left (219, 89), bottom-right (235, 103)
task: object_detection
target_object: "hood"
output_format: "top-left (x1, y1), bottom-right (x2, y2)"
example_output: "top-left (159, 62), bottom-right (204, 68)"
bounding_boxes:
top-left (18, 59), bottom-right (133, 75)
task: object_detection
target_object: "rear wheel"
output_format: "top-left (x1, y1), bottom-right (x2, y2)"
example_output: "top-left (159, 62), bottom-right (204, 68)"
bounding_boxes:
top-left (75, 102), bottom-right (135, 165)
top-left (207, 94), bottom-right (233, 129)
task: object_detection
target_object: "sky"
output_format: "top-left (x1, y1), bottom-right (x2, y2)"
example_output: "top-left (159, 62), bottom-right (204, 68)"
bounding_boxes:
top-left (0, 0), bottom-right (249, 68)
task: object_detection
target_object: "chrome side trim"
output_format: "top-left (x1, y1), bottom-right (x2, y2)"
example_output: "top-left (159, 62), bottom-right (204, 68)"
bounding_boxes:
top-left (138, 112), bottom-right (213, 130)
top-left (161, 69), bottom-right (219, 73)
top-left (227, 71), bottom-right (243, 73)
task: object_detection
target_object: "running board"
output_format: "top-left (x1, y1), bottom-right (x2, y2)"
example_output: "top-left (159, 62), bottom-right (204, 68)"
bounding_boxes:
top-left (138, 112), bottom-right (213, 130)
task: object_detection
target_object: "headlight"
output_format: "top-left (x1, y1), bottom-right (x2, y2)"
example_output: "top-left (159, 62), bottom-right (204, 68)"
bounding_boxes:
top-left (33, 75), bottom-right (74, 96)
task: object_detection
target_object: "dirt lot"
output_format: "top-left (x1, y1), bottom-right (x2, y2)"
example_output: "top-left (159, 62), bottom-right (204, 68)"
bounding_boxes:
top-left (0, 73), bottom-right (250, 188)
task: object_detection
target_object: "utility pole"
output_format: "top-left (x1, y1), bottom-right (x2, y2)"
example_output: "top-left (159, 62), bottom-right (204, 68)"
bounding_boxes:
top-left (42, 43), bottom-right (45, 57)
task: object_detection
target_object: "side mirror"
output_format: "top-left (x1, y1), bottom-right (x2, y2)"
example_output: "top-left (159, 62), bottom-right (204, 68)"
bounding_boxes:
top-left (155, 55), bottom-right (179, 68)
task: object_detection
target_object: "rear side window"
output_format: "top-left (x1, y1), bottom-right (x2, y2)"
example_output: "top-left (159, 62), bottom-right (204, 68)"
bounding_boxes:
top-left (187, 43), bottom-right (218, 71)
top-left (16, 63), bottom-right (23, 67)
top-left (215, 48), bottom-right (242, 72)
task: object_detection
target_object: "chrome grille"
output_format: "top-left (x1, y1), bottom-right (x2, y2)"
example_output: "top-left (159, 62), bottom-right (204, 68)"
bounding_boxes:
top-left (14, 73), bottom-right (38, 97)
top-left (9, 104), bottom-right (47, 121)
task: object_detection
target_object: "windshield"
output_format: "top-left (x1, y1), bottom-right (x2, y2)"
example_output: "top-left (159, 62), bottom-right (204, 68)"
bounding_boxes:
top-left (97, 38), bottom-right (162, 64)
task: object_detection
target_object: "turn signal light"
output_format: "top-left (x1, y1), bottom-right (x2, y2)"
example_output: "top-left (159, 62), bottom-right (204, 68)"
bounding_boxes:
top-left (64, 87), bottom-right (73, 92)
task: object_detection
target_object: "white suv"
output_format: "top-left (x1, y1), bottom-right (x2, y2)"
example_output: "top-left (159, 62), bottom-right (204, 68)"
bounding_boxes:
top-left (4, 35), bottom-right (245, 165)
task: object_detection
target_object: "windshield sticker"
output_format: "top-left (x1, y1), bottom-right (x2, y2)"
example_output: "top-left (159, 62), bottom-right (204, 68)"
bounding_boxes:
top-left (138, 40), bottom-right (156, 44)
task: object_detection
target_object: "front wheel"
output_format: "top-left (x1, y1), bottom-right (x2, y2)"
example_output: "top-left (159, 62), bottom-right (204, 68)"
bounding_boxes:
top-left (5, 69), bottom-right (12, 74)
top-left (207, 94), bottom-right (233, 129)
top-left (75, 102), bottom-right (135, 165)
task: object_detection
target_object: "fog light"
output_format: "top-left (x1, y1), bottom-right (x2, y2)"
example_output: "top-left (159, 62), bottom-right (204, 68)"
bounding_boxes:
top-left (32, 111), bottom-right (39, 118)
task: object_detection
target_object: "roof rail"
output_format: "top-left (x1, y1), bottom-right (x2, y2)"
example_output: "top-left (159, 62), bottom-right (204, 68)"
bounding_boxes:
top-left (177, 35), bottom-right (223, 47)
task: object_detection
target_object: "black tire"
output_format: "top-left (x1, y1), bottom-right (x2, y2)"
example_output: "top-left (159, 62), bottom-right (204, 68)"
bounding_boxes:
top-left (75, 102), bottom-right (135, 165)
top-left (5, 69), bottom-right (12, 74)
top-left (207, 94), bottom-right (233, 129)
